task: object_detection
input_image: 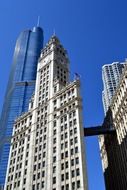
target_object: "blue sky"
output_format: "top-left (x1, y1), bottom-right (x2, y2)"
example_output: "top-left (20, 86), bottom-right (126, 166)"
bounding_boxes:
top-left (0, 0), bottom-right (127, 189)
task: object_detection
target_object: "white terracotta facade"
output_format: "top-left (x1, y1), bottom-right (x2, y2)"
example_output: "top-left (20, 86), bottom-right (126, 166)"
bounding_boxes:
top-left (4, 36), bottom-right (88, 190)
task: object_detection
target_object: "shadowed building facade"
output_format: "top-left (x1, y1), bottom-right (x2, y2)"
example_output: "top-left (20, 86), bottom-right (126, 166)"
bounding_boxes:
top-left (0, 26), bottom-right (43, 189)
top-left (100, 63), bottom-right (127, 190)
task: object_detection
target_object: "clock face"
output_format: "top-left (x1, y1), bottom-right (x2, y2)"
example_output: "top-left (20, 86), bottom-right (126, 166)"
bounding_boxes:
top-left (40, 57), bottom-right (50, 69)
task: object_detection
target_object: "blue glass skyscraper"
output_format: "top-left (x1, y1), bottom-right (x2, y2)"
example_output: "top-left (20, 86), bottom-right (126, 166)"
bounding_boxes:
top-left (0, 26), bottom-right (43, 189)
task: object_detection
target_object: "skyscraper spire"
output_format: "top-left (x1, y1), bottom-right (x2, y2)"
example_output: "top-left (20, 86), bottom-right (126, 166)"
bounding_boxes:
top-left (37, 16), bottom-right (40, 27)
top-left (53, 28), bottom-right (56, 36)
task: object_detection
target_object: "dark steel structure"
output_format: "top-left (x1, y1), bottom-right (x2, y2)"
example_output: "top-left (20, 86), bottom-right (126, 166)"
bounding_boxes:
top-left (84, 126), bottom-right (116, 136)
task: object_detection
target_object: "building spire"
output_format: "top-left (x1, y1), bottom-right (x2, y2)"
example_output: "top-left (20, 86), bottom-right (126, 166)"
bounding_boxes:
top-left (37, 16), bottom-right (40, 27)
top-left (53, 28), bottom-right (56, 36)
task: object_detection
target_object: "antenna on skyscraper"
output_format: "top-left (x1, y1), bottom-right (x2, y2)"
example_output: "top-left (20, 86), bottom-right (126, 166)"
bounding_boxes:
top-left (53, 28), bottom-right (56, 36)
top-left (37, 16), bottom-right (40, 27)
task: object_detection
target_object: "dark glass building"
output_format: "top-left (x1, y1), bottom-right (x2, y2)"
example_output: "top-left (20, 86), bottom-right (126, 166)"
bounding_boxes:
top-left (0, 26), bottom-right (43, 189)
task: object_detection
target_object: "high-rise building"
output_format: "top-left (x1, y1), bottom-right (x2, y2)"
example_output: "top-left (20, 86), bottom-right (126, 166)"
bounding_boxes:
top-left (99, 64), bottom-right (127, 190)
top-left (99, 61), bottom-right (127, 189)
top-left (0, 26), bottom-right (43, 189)
top-left (102, 62), bottom-right (125, 115)
top-left (4, 35), bottom-right (88, 190)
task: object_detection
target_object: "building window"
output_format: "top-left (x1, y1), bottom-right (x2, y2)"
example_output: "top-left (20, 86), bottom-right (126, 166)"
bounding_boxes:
top-left (53, 166), bottom-right (56, 173)
top-left (64, 115), bottom-right (67, 121)
top-left (8, 176), bottom-right (10, 182)
top-left (38, 163), bottom-right (41, 169)
top-left (76, 168), bottom-right (80, 176)
top-left (42, 170), bottom-right (45, 177)
top-left (61, 163), bottom-right (64, 170)
top-left (76, 157), bottom-right (79, 164)
top-left (24, 169), bottom-right (27, 175)
top-left (61, 134), bottom-right (64, 140)
top-left (61, 126), bottom-right (64, 131)
top-left (61, 153), bottom-right (64, 159)
top-left (77, 180), bottom-right (80, 188)
top-left (65, 124), bottom-right (67, 129)
top-left (53, 100), bottom-right (57, 105)
top-left (65, 141), bottom-right (68, 148)
top-left (53, 177), bottom-right (56, 184)
top-left (75, 147), bottom-right (78, 153)
top-left (66, 172), bottom-right (69, 179)
top-left (71, 148), bottom-right (74, 155)
top-left (53, 156), bottom-right (56, 163)
top-left (54, 86), bottom-right (57, 93)
top-left (65, 161), bottom-right (68, 168)
top-left (70, 130), bottom-right (73, 136)
top-left (61, 117), bottom-right (63, 123)
top-left (44, 135), bottom-right (46, 140)
top-left (73, 111), bottom-right (76, 117)
top-left (70, 139), bottom-right (73, 145)
top-left (54, 129), bottom-right (56, 135)
top-left (33, 174), bottom-right (36, 180)
top-left (75, 137), bottom-right (78, 143)
top-left (66, 184), bottom-right (69, 190)
top-left (53, 147), bottom-right (56, 153)
top-left (69, 121), bottom-right (72, 127)
top-left (14, 182), bottom-right (16, 188)
top-left (65, 132), bottom-right (68, 138)
top-left (32, 184), bottom-right (35, 190)
top-left (65, 151), bottom-right (68, 157)
top-left (69, 113), bottom-right (72, 118)
top-left (53, 121), bottom-right (56, 128)
top-left (37, 183), bottom-right (40, 189)
top-left (61, 143), bottom-right (64, 149)
top-left (72, 170), bottom-right (75, 178)
top-left (42, 161), bottom-right (45, 167)
top-left (72, 182), bottom-right (75, 189)
top-left (71, 159), bottom-right (74, 166)
top-left (61, 174), bottom-right (64, 181)
top-left (42, 181), bottom-right (44, 188)
top-left (23, 178), bottom-right (26, 184)
top-left (17, 181), bottom-right (20, 187)
top-left (74, 127), bottom-right (77, 133)
top-left (53, 138), bottom-right (56, 144)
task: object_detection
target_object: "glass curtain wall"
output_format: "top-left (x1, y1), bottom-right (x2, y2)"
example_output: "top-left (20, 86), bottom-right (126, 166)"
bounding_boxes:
top-left (0, 27), bottom-right (43, 189)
